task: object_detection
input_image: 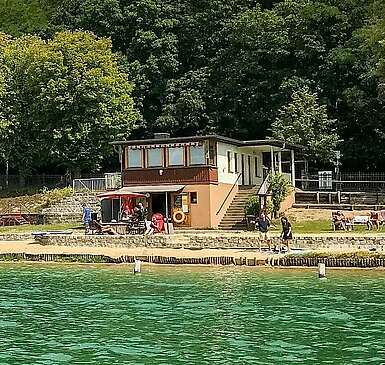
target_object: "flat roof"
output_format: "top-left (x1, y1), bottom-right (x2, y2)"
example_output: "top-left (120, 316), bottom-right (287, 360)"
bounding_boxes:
top-left (111, 134), bottom-right (303, 150)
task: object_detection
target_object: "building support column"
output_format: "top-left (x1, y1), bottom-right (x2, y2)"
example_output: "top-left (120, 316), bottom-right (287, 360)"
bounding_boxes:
top-left (277, 151), bottom-right (282, 174)
top-left (165, 192), bottom-right (169, 234)
top-left (291, 149), bottom-right (296, 185)
top-left (270, 146), bottom-right (275, 175)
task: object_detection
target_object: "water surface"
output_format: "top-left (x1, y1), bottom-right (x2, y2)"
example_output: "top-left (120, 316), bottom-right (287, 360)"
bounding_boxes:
top-left (0, 264), bottom-right (384, 364)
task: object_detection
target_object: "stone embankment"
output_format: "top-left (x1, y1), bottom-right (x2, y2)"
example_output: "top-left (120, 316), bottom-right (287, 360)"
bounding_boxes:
top-left (31, 234), bottom-right (385, 251)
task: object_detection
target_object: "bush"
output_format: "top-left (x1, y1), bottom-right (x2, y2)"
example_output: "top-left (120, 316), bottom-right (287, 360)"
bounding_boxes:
top-left (244, 196), bottom-right (260, 216)
top-left (269, 173), bottom-right (290, 215)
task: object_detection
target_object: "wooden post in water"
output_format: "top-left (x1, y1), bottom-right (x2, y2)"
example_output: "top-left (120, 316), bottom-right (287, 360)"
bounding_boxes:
top-left (318, 263), bottom-right (326, 279)
top-left (134, 259), bottom-right (141, 274)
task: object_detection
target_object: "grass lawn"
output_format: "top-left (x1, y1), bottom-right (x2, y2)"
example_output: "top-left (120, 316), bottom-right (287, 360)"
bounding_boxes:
top-left (0, 223), bottom-right (83, 234)
top-left (272, 219), bottom-right (381, 234)
top-left (0, 220), bottom-right (381, 235)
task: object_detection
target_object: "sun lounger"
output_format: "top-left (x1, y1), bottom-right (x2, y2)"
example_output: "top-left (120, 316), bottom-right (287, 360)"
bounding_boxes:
top-left (352, 216), bottom-right (369, 225)
top-left (32, 230), bottom-right (73, 238)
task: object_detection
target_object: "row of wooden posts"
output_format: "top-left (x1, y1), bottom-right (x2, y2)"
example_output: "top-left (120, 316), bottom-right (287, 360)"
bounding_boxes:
top-left (0, 252), bottom-right (384, 267)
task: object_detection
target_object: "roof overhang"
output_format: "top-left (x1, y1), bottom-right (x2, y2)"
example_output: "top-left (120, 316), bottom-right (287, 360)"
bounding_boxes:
top-left (111, 135), bottom-right (303, 150)
top-left (125, 185), bottom-right (185, 193)
top-left (97, 188), bottom-right (146, 200)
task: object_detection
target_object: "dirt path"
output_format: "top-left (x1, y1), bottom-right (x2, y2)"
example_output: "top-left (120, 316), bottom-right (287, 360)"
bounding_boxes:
top-left (0, 240), bottom-right (270, 260)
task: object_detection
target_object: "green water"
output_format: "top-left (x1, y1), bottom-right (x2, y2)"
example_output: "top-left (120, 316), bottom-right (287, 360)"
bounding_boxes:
top-left (0, 265), bottom-right (385, 364)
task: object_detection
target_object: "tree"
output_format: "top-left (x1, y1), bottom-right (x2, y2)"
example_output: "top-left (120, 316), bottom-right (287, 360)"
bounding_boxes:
top-left (272, 87), bottom-right (339, 163)
top-left (0, 31), bottom-right (139, 176)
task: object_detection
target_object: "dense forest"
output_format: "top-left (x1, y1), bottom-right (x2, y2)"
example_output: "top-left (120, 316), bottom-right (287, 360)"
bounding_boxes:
top-left (1, 0), bottom-right (385, 175)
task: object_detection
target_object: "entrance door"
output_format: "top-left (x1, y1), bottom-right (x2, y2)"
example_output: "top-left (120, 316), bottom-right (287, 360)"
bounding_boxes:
top-left (241, 154), bottom-right (245, 185)
top-left (151, 193), bottom-right (166, 216)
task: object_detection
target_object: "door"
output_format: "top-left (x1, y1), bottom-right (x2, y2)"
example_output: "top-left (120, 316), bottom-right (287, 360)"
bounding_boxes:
top-left (241, 154), bottom-right (245, 185)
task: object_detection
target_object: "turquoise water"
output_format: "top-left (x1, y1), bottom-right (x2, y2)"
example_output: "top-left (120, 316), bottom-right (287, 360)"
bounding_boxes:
top-left (0, 264), bottom-right (385, 364)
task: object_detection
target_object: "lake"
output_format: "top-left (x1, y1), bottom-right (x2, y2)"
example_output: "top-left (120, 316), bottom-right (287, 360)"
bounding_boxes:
top-left (0, 264), bottom-right (384, 364)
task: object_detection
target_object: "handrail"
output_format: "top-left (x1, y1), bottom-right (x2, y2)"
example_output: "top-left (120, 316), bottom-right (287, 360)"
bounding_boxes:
top-left (257, 173), bottom-right (271, 195)
top-left (216, 173), bottom-right (242, 216)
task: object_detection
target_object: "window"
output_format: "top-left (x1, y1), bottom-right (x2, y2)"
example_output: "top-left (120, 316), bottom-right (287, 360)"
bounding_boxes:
top-left (190, 145), bottom-right (205, 165)
top-left (147, 148), bottom-right (163, 167)
top-left (190, 192), bottom-right (198, 204)
top-left (127, 149), bottom-right (142, 168)
top-left (227, 151), bottom-right (233, 173)
top-left (168, 147), bottom-right (184, 166)
top-left (234, 152), bottom-right (238, 173)
top-left (255, 157), bottom-right (258, 177)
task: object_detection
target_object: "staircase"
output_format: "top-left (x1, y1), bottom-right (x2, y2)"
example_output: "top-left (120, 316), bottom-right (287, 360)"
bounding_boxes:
top-left (42, 192), bottom-right (101, 224)
top-left (218, 185), bottom-right (259, 230)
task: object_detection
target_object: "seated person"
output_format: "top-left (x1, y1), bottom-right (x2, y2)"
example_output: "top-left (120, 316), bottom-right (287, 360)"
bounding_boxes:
top-left (92, 220), bottom-right (118, 235)
top-left (133, 202), bottom-right (146, 221)
top-left (333, 211), bottom-right (346, 230)
top-left (368, 211), bottom-right (380, 230)
top-left (144, 213), bottom-right (164, 235)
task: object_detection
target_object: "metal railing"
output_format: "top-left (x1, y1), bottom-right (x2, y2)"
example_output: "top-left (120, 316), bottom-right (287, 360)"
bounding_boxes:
top-left (257, 174), bottom-right (271, 195)
top-left (72, 173), bottom-right (121, 193)
top-left (216, 173), bottom-right (242, 216)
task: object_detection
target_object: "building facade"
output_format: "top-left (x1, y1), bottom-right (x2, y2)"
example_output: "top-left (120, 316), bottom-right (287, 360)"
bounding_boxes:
top-left (112, 134), bottom-right (299, 229)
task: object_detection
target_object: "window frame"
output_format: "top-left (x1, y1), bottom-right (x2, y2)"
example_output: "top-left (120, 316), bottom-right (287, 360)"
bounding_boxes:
top-left (147, 147), bottom-right (164, 168)
top-left (168, 146), bottom-right (185, 167)
top-left (127, 149), bottom-right (143, 168)
top-left (227, 151), bottom-right (233, 173)
top-left (189, 145), bottom-right (206, 166)
top-left (190, 192), bottom-right (198, 204)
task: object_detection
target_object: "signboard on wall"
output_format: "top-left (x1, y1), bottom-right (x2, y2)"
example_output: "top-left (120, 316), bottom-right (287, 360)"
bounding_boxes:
top-left (182, 194), bottom-right (189, 213)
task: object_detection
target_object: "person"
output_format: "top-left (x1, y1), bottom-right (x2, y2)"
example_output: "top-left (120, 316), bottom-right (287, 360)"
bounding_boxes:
top-left (256, 212), bottom-right (271, 250)
top-left (368, 211), bottom-right (380, 230)
top-left (333, 211), bottom-right (346, 231)
top-left (280, 216), bottom-right (292, 252)
top-left (134, 202), bottom-right (146, 221)
top-left (82, 206), bottom-right (92, 234)
top-left (144, 215), bottom-right (158, 235)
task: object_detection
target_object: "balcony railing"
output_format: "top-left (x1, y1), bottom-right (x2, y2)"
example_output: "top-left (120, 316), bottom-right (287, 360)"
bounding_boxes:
top-left (123, 166), bottom-right (218, 185)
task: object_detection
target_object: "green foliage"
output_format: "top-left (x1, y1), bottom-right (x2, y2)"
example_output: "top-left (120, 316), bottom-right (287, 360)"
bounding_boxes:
top-left (0, 0), bottom-right (60, 36)
top-left (244, 196), bottom-right (260, 216)
top-left (2, 0), bottom-right (385, 171)
top-left (0, 31), bottom-right (139, 175)
top-left (272, 87), bottom-right (339, 163)
top-left (269, 173), bottom-right (290, 214)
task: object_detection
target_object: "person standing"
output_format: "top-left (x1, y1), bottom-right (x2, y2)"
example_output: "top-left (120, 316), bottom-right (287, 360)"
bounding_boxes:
top-left (280, 216), bottom-right (293, 252)
top-left (82, 206), bottom-right (92, 234)
top-left (256, 212), bottom-right (271, 251)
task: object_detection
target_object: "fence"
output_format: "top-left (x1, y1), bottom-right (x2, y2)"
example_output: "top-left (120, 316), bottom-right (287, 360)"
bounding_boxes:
top-left (296, 172), bottom-right (385, 192)
top-left (0, 175), bottom-right (70, 193)
top-left (72, 173), bottom-right (121, 193)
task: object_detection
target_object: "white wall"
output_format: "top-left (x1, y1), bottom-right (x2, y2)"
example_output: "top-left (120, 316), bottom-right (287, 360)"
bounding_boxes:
top-left (217, 142), bottom-right (264, 186)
